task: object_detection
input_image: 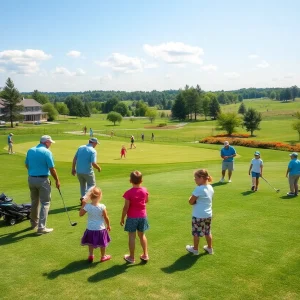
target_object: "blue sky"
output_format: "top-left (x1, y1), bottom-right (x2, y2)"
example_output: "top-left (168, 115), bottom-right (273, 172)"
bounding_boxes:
top-left (0, 0), bottom-right (299, 92)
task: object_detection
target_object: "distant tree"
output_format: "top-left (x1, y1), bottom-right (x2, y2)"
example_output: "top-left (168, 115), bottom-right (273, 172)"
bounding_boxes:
top-left (55, 102), bottom-right (69, 115)
top-left (243, 108), bottom-right (262, 136)
top-left (65, 95), bottom-right (85, 117)
top-left (103, 96), bottom-right (119, 113)
top-left (292, 120), bottom-right (300, 141)
top-left (32, 90), bottom-right (49, 104)
top-left (217, 112), bottom-right (241, 135)
top-left (202, 95), bottom-right (210, 120)
top-left (1, 77), bottom-right (23, 127)
top-left (238, 94), bottom-right (243, 102)
top-left (83, 102), bottom-right (91, 117)
top-left (113, 102), bottom-right (129, 116)
top-left (209, 96), bottom-right (221, 119)
top-left (171, 92), bottom-right (187, 120)
top-left (217, 92), bottom-right (228, 104)
top-left (145, 108), bottom-right (157, 123)
top-left (294, 111), bottom-right (300, 119)
top-left (135, 100), bottom-right (148, 116)
top-left (183, 88), bottom-right (201, 120)
top-left (270, 91), bottom-right (276, 100)
top-left (42, 103), bottom-right (58, 121)
top-left (238, 102), bottom-right (247, 115)
top-left (107, 111), bottom-right (122, 125)
top-left (160, 111), bottom-right (166, 118)
top-left (291, 86), bottom-right (298, 101)
top-left (280, 88), bottom-right (292, 102)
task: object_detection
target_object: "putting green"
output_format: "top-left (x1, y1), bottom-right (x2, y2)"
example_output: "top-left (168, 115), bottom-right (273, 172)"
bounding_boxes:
top-left (11, 140), bottom-right (221, 164)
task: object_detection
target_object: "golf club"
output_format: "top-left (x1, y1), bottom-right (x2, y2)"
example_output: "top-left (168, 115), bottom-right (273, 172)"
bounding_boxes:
top-left (58, 188), bottom-right (77, 226)
top-left (261, 176), bottom-right (280, 193)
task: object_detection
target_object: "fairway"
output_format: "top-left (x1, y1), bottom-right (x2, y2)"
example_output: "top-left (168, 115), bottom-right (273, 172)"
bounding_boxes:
top-left (12, 140), bottom-right (221, 164)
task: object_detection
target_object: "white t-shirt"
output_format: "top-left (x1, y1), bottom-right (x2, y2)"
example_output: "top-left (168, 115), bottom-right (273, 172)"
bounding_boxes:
top-left (84, 203), bottom-right (106, 230)
top-left (251, 158), bottom-right (263, 173)
top-left (192, 184), bottom-right (214, 218)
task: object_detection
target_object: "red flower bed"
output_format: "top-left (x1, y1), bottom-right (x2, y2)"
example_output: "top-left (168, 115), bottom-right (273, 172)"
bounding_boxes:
top-left (214, 133), bottom-right (251, 138)
top-left (200, 137), bottom-right (300, 152)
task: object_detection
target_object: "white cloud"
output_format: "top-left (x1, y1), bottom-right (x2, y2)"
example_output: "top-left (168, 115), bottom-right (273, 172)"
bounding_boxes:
top-left (144, 63), bottom-right (158, 69)
top-left (224, 72), bottom-right (240, 79)
top-left (165, 74), bottom-right (171, 79)
top-left (67, 50), bottom-right (81, 58)
top-left (53, 67), bottom-right (86, 76)
top-left (0, 67), bottom-right (5, 73)
top-left (143, 42), bottom-right (204, 65)
top-left (0, 49), bottom-right (51, 74)
top-left (96, 53), bottom-right (153, 73)
top-left (257, 60), bottom-right (269, 68)
top-left (201, 64), bottom-right (218, 71)
top-left (248, 54), bottom-right (259, 59)
top-left (283, 73), bottom-right (294, 79)
top-left (92, 74), bottom-right (113, 83)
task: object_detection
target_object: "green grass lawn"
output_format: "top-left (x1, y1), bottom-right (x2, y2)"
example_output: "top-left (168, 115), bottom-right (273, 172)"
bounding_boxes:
top-left (1, 100), bottom-right (300, 299)
top-left (1, 131), bottom-right (300, 300)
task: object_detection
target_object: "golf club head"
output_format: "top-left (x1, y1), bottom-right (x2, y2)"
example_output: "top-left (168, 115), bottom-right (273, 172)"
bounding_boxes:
top-left (276, 189), bottom-right (280, 193)
top-left (71, 222), bottom-right (77, 226)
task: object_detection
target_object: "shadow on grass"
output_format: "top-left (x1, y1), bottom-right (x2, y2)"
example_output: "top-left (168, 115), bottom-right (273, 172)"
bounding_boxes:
top-left (280, 195), bottom-right (297, 200)
top-left (161, 253), bottom-right (206, 274)
top-left (241, 191), bottom-right (254, 196)
top-left (212, 182), bottom-right (226, 187)
top-left (49, 205), bottom-right (79, 215)
top-left (44, 260), bottom-right (95, 279)
top-left (88, 262), bottom-right (143, 282)
top-left (0, 227), bottom-right (39, 245)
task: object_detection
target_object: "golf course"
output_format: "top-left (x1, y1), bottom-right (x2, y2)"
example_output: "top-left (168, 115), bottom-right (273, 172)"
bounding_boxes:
top-left (1, 98), bottom-right (300, 300)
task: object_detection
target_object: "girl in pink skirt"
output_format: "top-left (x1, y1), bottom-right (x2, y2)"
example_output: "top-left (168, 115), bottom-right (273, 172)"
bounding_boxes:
top-left (79, 186), bottom-right (111, 262)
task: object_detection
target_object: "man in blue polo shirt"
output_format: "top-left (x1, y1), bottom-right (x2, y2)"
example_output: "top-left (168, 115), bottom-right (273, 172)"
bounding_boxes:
top-left (25, 135), bottom-right (60, 234)
top-left (286, 152), bottom-right (300, 196)
top-left (220, 141), bottom-right (237, 183)
top-left (72, 137), bottom-right (101, 203)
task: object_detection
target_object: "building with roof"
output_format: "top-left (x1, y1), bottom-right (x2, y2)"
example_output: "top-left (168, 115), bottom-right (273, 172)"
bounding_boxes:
top-left (0, 98), bottom-right (48, 123)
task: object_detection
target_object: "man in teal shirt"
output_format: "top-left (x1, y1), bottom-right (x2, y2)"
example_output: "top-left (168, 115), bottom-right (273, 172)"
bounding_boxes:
top-left (220, 141), bottom-right (237, 183)
top-left (25, 135), bottom-right (60, 234)
top-left (286, 152), bottom-right (300, 196)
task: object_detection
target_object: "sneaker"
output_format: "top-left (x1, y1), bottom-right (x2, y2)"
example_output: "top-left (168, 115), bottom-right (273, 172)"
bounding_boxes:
top-left (88, 255), bottom-right (94, 263)
top-left (228, 179), bottom-right (232, 183)
top-left (219, 178), bottom-right (225, 183)
top-left (186, 245), bottom-right (199, 255)
top-left (100, 255), bottom-right (111, 262)
top-left (203, 245), bottom-right (214, 255)
top-left (140, 254), bottom-right (149, 261)
top-left (124, 255), bottom-right (135, 264)
top-left (287, 192), bottom-right (295, 196)
top-left (37, 227), bottom-right (54, 234)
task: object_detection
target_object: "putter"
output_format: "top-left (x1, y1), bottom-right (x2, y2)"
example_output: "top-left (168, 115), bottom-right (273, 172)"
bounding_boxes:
top-left (261, 176), bottom-right (280, 193)
top-left (58, 188), bottom-right (77, 226)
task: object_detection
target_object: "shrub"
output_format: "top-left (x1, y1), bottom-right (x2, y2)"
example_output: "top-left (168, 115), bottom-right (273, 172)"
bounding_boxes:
top-left (158, 123), bottom-right (167, 127)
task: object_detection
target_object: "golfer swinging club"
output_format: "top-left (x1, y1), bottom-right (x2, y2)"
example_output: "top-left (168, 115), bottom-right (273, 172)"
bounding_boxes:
top-left (72, 137), bottom-right (101, 204)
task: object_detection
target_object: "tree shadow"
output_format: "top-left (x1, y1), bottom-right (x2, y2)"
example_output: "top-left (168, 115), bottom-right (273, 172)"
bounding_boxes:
top-left (0, 227), bottom-right (39, 246)
top-left (44, 260), bottom-right (96, 279)
top-left (88, 262), bottom-right (142, 282)
top-left (161, 253), bottom-right (206, 274)
top-left (49, 205), bottom-right (79, 215)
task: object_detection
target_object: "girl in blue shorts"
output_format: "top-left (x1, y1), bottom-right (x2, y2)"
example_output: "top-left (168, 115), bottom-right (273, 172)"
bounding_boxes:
top-left (248, 151), bottom-right (263, 191)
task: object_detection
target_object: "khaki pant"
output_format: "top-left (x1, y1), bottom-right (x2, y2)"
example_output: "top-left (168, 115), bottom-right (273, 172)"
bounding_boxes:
top-left (28, 176), bottom-right (51, 229)
top-left (288, 174), bottom-right (300, 193)
top-left (77, 173), bottom-right (96, 197)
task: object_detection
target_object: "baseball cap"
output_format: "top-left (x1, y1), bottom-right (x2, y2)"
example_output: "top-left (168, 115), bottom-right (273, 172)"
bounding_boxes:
top-left (89, 137), bottom-right (100, 144)
top-left (289, 152), bottom-right (298, 157)
top-left (254, 151), bottom-right (260, 156)
top-left (40, 135), bottom-right (55, 143)
top-left (224, 141), bottom-right (229, 146)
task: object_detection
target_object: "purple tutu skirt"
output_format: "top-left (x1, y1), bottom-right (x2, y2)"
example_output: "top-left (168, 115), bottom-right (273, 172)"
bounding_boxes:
top-left (81, 229), bottom-right (111, 248)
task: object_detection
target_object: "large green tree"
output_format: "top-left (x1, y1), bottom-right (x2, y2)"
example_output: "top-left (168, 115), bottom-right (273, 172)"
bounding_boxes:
top-left (291, 86), bottom-right (299, 101)
top-left (209, 95), bottom-right (221, 119)
top-left (42, 103), bottom-right (58, 121)
top-left (107, 111), bottom-right (122, 125)
top-left (183, 87), bottom-right (201, 120)
top-left (202, 95), bottom-right (210, 120)
top-left (292, 120), bottom-right (300, 141)
top-left (243, 108), bottom-right (262, 136)
top-left (217, 112), bottom-right (241, 135)
top-left (238, 102), bottom-right (247, 115)
top-left (55, 102), bottom-right (69, 115)
top-left (103, 96), bottom-right (119, 113)
top-left (171, 92), bottom-right (187, 120)
top-left (113, 102), bottom-right (129, 116)
top-left (32, 90), bottom-right (49, 104)
top-left (1, 78), bottom-right (23, 127)
top-left (65, 95), bottom-right (86, 117)
top-left (145, 107), bottom-right (157, 123)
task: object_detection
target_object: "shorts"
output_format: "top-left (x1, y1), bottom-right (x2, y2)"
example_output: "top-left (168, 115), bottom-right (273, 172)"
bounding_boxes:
top-left (222, 161), bottom-right (234, 171)
top-left (251, 172), bottom-right (260, 178)
top-left (124, 217), bottom-right (149, 232)
top-left (192, 217), bottom-right (211, 237)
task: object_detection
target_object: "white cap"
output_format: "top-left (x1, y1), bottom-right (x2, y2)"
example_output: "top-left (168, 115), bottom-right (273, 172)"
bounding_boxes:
top-left (9, 133), bottom-right (13, 136)
top-left (224, 141), bottom-right (229, 146)
top-left (40, 135), bottom-right (55, 143)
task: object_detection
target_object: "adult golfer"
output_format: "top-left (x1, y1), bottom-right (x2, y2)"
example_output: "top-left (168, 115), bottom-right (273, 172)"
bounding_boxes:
top-left (25, 135), bottom-right (60, 234)
top-left (7, 133), bottom-right (14, 154)
top-left (220, 141), bottom-right (237, 183)
top-left (71, 137), bottom-right (101, 203)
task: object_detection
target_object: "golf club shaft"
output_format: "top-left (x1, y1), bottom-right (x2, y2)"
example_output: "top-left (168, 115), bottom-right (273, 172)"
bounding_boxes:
top-left (261, 176), bottom-right (278, 191)
top-left (58, 188), bottom-right (74, 225)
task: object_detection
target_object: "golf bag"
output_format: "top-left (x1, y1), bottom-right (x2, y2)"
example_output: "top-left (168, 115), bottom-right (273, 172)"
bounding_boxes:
top-left (0, 193), bottom-right (31, 226)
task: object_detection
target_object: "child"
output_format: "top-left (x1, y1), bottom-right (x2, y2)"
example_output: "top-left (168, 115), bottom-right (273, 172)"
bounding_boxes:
top-left (186, 169), bottom-right (214, 255)
top-left (248, 151), bottom-right (263, 191)
top-left (120, 171), bottom-right (149, 263)
top-left (79, 186), bottom-right (111, 263)
top-left (121, 145), bottom-right (127, 159)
